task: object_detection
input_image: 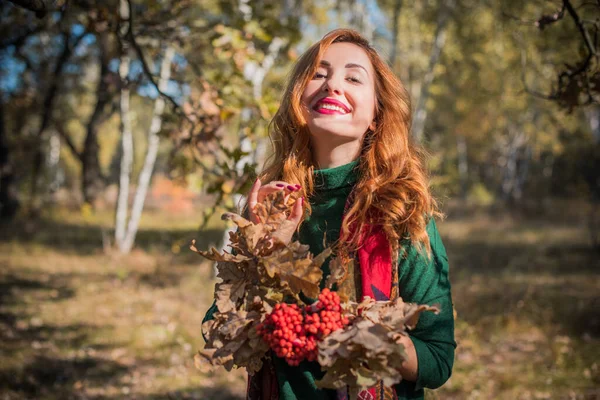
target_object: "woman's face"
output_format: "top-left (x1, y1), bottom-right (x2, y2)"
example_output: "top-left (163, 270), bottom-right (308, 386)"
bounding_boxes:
top-left (301, 42), bottom-right (377, 144)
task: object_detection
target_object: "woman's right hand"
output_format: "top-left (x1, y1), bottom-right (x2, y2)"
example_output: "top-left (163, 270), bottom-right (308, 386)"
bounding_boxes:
top-left (247, 178), bottom-right (304, 245)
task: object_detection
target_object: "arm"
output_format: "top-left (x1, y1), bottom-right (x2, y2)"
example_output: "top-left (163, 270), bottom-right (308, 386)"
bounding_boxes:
top-left (397, 218), bottom-right (456, 390)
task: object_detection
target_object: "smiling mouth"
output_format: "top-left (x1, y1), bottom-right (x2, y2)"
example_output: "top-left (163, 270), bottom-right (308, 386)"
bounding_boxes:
top-left (313, 102), bottom-right (350, 115)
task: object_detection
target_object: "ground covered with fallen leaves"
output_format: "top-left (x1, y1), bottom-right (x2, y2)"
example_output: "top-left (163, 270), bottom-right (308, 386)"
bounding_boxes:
top-left (0, 200), bottom-right (598, 399)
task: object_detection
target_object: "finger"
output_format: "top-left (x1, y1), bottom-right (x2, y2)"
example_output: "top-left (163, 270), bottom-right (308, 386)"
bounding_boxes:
top-left (288, 197), bottom-right (304, 224)
top-left (247, 178), bottom-right (261, 224)
top-left (257, 182), bottom-right (301, 204)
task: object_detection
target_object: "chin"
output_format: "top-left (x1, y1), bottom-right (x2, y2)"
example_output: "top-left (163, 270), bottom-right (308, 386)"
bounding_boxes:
top-left (309, 125), bottom-right (364, 141)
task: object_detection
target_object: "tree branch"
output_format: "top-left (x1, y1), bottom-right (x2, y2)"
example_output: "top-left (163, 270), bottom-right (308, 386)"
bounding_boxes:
top-left (5, 0), bottom-right (62, 18)
top-left (123, 0), bottom-right (185, 118)
top-left (55, 124), bottom-right (82, 160)
top-left (519, 46), bottom-right (557, 102)
top-left (534, 4), bottom-right (565, 30)
top-left (563, 0), bottom-right (596, 56)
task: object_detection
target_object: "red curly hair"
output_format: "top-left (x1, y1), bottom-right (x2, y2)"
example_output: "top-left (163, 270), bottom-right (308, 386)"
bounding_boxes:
top-left (252, 28), bottom-right (441, 258)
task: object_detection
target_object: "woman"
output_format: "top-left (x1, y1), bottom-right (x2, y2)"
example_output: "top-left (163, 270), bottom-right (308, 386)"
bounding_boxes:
top-left (203, 28), bottom-right (456, 400)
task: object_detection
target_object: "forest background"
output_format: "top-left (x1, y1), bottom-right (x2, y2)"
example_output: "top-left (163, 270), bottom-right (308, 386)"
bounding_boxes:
top-left (0, 0), bottom-right (599, 399)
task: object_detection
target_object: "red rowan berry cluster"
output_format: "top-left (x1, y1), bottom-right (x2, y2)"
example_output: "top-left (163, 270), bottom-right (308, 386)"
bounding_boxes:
top-left (256, 288), bottom-right (350, 366)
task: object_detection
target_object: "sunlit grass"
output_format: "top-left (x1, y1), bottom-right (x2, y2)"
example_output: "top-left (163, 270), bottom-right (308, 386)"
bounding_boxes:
top-left (0, 202), bottom-right (598, 399)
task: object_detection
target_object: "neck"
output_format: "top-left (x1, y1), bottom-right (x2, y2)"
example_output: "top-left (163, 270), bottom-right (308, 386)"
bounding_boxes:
top-left (311, 139), bottom-right (362, 169)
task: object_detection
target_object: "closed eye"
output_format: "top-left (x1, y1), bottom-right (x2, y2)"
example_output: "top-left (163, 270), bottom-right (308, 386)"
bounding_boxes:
top-left (347, 76), bottom-right (362, 83)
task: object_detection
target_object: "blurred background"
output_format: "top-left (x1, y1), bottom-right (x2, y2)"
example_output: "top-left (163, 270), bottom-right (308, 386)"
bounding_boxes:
top-left (0, 0), bottom-right (598, 399)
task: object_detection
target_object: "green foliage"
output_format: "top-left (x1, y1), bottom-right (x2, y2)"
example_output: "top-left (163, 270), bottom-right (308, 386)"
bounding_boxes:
top-left (1, 0), bottom-right (598, 221)
top-left (468, 182), bottom-right (495, 206)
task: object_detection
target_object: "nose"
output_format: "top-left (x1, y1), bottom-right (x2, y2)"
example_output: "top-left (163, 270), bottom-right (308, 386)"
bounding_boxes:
top-left (323, 74), bottom-right (343, 95)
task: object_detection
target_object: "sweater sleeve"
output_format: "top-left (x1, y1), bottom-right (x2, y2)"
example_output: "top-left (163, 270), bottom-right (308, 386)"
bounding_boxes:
top-left (202, 300), bottom-right (217, 343)
top-left (397, 218), bottom-right (457, 391)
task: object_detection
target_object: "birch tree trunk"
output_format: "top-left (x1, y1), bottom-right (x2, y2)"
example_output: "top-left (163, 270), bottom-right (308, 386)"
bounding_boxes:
top-left (46, 130), bottom-right (62, 193)
top-left (412, 0), bottom-right (455, 143)
top-left (500, 129), bottom-right (526, 204)
top-left (115, 56), bottom-right (132, 246)
top-left (117, 45), bottom-right (175, 253)
top-left (115, 0), bottom-right (132, 247)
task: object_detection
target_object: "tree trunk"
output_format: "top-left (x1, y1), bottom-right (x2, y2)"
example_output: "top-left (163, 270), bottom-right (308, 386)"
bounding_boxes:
top-left (115, 41), bottom-right (132, 246)
top-left (118, 45), bottom-right (174, 253)
top-left (29, 30), bottom-right (84, 213)
top-left (388, 0), bottom-right (403, 67)
top-left (411, 0), bottom-right (455, 143)
top-left (46, 130), bottom-right (62, 193)
top-left (514, 144), bottom-right (531, 202)
top-left (584, 105), bottom-right (600, 145)
top-left (500, 129), bottom-right (526, 204)
top-left (82, 30), bottom-right (111, 205)
top-left (0, 92), bottom-right (20, 220)
top-left (456, 134), bottom-right (468, 199)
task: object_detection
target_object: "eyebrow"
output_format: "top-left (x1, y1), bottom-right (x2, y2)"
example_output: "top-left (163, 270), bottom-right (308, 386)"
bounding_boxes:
top-left (319, 60), bottom-right (369, 76)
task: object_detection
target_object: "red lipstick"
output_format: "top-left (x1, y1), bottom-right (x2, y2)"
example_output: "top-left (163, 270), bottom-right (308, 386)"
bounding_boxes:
top-left (313, 97), bottom-right (351, 114)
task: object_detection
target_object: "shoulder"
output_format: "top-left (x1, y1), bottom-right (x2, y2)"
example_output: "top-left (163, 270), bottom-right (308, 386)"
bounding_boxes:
top-left (397, 217), bottom-right (451, 303)
top-left (399, 217), bottom-right (448, 263)
top-left (424, 217), bottom-right (449, 264)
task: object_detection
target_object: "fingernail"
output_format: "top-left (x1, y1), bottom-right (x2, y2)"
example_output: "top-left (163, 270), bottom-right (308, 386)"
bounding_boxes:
top-left (295, 184), bottom-right (301, 189)
top-left (276, 183), bottom-right (285, 187)
top-left (287, 185), bottom-right (295, 191)
top-left (301, 197), bottom-right (304, 205)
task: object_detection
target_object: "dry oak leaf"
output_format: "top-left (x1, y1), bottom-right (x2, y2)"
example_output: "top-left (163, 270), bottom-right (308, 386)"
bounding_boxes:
top-left (259, 244), bottom-right (328, 298)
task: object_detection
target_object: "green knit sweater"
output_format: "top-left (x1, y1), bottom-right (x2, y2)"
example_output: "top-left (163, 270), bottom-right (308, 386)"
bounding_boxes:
top-left (202, 159), bottom-right (456, 399)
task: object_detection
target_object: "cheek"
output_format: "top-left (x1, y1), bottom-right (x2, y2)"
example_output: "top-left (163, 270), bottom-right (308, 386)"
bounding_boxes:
top-left (301, 82), bottom-right (321, 106)
top-left (358, 91), bottom-right (377, 122)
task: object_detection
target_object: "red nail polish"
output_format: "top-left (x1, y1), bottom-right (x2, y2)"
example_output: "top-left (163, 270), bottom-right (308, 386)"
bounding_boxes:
top-left (287, 185), bottom-right (295, 191)
top-left (276, 183), bottom-right (285, 187)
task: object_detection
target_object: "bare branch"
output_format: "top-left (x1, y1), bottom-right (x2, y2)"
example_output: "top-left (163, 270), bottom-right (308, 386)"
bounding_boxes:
top-left (4, 0), bottom-right (63, 18)
top-left (519, 46), bottom-right (557, 102)
top-left (563, 0), bottom-right (596, 56)
top-left (123, 0), bottom-right (187, 120)
top-left (534, 4), bottom-right (565, 30)
top-left (54, 124), bottom-right (82, 160)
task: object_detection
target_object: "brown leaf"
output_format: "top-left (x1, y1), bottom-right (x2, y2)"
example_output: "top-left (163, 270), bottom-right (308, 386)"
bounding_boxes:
top-left (324, 255), bottom-right (348, 289)
top-left (260, 247), bottom-right (323, 298)
top-left (403, 302), bottom-right (440, 330)
top-left (216, 261), bottom-right (247, 282)
top-left (316, 296), bottom-right (440, 391)
top-left (336, 258), bottom-right (356, 303)
top-left (190, 241), bottom-right (250, 262)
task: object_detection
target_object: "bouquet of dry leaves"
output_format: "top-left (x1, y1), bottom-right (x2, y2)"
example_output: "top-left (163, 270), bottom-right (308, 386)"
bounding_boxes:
top-left (192, 190), bottom-right (439, 391)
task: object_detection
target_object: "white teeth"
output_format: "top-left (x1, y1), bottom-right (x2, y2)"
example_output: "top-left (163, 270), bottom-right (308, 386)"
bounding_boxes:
top-left (318, 103), bottom-right (347, 113)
